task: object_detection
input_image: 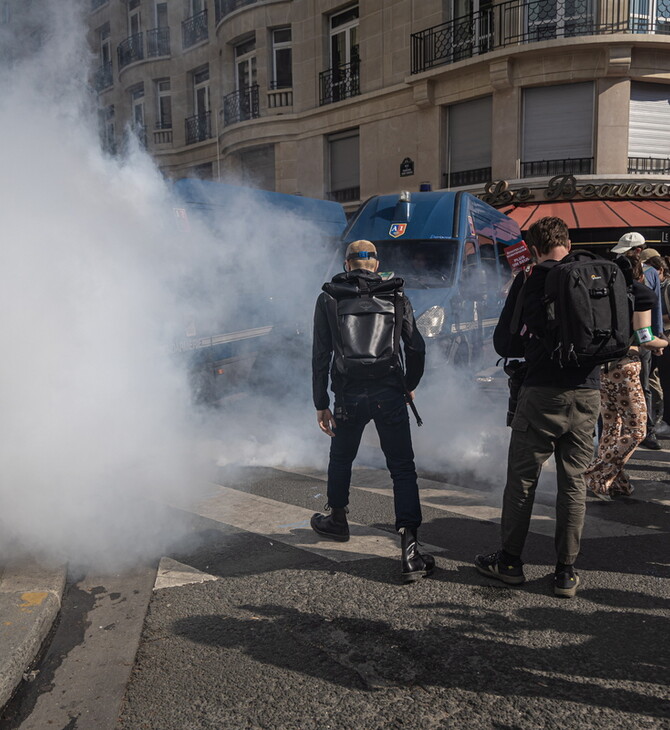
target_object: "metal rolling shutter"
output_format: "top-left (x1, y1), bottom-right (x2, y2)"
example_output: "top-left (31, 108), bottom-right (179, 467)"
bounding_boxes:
top-left (629, 82), bottom-right (670, 158)
top-left (448, 96), bottom-right (492, 172)
top-left (522, 82), bottom-right (594, 161)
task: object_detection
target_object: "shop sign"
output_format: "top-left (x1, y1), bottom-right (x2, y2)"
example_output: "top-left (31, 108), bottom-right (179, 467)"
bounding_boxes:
top-left (481, 174), bottom-right (670, 207)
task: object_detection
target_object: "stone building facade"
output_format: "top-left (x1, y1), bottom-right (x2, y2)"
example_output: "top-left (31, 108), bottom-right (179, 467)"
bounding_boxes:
top-left (86, 0), bottom-right (670, 241)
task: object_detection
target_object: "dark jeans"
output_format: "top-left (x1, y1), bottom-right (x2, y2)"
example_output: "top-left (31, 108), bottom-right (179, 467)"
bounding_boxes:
top-left (502, 385), bottom-right (600, 565)
top-left (327, 384), bottom-right (422, 531)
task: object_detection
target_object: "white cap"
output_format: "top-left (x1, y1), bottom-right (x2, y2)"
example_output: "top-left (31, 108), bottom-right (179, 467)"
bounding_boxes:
top-left (611, 232), bottom-right (645, 254)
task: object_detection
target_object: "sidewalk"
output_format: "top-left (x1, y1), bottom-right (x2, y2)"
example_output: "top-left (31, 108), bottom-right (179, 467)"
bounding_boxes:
top-left (0, 559), bottom-right (67, 709)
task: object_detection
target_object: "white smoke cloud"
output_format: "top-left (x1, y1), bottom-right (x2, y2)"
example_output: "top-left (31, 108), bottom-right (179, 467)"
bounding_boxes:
top-left (0, 0), bottom-right (514, 570)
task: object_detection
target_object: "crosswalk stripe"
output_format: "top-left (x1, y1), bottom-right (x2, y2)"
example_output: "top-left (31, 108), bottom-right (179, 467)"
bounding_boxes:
top-left (275, 466), bottom-right (660, 539)
top-left (185, 484), bottom-right (446, 563)
top-left (154, 557), bottom-right (219, 590)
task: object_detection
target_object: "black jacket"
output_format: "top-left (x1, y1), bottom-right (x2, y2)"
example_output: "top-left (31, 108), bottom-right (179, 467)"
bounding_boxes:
top-left (312, 269), bottom-right (425, 410)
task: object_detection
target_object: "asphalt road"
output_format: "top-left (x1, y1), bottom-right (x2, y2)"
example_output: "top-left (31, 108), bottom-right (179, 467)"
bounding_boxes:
top-left (3, 448), bottom-right (669, 730)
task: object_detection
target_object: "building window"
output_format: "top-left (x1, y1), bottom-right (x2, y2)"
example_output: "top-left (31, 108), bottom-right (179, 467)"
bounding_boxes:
top-left (321, 6), bottom-right (360, 105)
top-left (99, 105), bottom-right (116, 154)
top-left (222, 37), bottom-right (259, 124)
top-left (186, 65), bottom-right (211, 143)
top-left (128, 0), bottom-right (141, 35)
top-left (328, 129), bottom-right (360, 202)
top-left (156, 79), bottom-right (172, 129)
top-left (445, 96), bottom-right (492, 188)
top-left (2, 1), bottom-right (10, 24)
top-left (526, 0), bottom-right (595, 41)
top-left (330, 6), bottom-right (358, 68)
top-left (628, 82), bottom-right (670, 174)
top-left (630, 0), bottom-right (670, 33)
top-left (130, 85), bottom-right (147, 146)
top-left (271, 28), bottom-right (292, 89)
top-left (522, 82), bottom-right (594, 177)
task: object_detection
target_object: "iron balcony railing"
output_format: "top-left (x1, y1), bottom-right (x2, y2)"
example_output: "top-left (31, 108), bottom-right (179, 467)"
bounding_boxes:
top-left (521, 157), bottom-right (594, 178)
top-left (147, 27), bottom-right (170, 57)
top-left (222, 85), bottom-right (260, 126)
top-left (182, 8), bottom-right (208, 49)
top-left (445, 167), bottom-right (492, 188)
top-left (412, 0), bottom-right (668, 74)
top-left (319, 60), bottom-right (360, 106)
top-left (117, 32), bottom-right (144, 69)
top-left (328, 187), bottom-right (360, 203)
top-left (185, 111), bottom-right (212, 144)
top-left (628, 157), bottom-right (670, 174)
top-left (214, 0), bottom-right (257, 24)
top-left (91, 0), bottom-right (107, 10)
top-left (93, 61), bottom-right (113, 92)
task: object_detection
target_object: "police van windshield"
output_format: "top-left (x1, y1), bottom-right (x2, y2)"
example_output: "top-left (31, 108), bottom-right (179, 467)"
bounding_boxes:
top-left (373, 240), bottom-right (458, 289)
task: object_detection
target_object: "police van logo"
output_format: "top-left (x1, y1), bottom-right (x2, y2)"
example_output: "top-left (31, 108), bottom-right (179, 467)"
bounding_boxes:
top-left (389, 223), bottom-right (407, 238)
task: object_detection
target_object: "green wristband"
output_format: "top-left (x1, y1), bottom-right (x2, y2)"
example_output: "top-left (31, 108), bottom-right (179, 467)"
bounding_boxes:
top-left (634, 326), bottom-right (654, 345)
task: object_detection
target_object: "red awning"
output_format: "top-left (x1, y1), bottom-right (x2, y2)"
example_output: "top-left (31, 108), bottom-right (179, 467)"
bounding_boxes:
top-left (500, 199), bottom-right (670, 231)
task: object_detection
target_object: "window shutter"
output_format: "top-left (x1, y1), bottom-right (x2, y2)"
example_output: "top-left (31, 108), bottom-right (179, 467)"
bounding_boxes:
top-left (329, 130), bottom-right (359, 192)
top-left (448, 96), bottom-right (492, 173)
top-left (629, 82), bottom-right (670, 158)
top-left (523, 82), bottom-right (594, 162)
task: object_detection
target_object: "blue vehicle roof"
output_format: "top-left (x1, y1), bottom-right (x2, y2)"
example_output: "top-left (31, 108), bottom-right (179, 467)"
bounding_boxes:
top-left (343, 191), bottom-right (460, 242)
top-left (343, 191), bottom-right (520, 246)
top-left (173, 178), bottom-right (348, 238)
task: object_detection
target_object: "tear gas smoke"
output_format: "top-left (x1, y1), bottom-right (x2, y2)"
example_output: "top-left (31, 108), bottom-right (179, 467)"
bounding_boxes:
top-left (0, 1), bottom-right (515, 571)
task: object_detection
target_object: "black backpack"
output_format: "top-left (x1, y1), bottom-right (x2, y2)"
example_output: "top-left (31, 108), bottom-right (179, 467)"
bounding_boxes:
top-left (539, 249), bottom-right (632, 368)
top-left (331, 276), bottom-right (405, 380)
top-left (327, 275), bottom-right (424, 426)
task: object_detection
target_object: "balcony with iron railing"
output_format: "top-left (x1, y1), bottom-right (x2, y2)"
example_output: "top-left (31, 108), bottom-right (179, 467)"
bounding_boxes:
top-left (182, 8), bottom-right (208, 49)
top-left (521, 157), bottom-right (594, 178)
top-left (214, 0), bottom-right (257, 24)
top-left (411, 0), bottom-right (670, 74)
top-left (147, 27), bottom-right (170, 57)
top-left (445, 167), bottom-right (492, 188)
top-left (93, 61), bottom-right (113, 92)
top-left (222, 85), bottom-right (260, 126)
top-left (319, 60), bottom-right (360, 106)
top-left (117, 32), bottom-right (144, 70)
top-left (185, 111), bottom-right (212, 144)
top-left (327, 187), bottom-right (360, 203)
top-left (628, 157), bottom-right (670, 174)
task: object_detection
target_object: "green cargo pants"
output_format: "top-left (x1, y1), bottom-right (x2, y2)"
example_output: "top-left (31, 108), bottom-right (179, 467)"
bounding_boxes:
top-left (501, 385), bottom-right (601, 565)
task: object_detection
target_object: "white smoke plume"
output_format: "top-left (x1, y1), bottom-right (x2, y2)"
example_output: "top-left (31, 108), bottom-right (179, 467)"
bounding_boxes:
top-left (0, 0), bottom-right (514, 570)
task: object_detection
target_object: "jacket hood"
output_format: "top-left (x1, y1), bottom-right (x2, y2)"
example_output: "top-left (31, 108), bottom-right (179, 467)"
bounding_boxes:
top-left (323, 269), bottom-right (404, 299)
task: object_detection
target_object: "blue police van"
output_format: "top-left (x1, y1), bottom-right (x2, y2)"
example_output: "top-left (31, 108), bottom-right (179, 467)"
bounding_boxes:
top-left (341, 190), bottom-right (523, 369)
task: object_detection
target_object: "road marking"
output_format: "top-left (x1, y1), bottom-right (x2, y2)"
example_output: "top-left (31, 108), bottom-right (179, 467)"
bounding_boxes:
top-left (184, 485), bottom-right (445, 563)
top-left (154, 557), bottom-right (219, 590)
top-left (275, 466), bottom-right (660, 539)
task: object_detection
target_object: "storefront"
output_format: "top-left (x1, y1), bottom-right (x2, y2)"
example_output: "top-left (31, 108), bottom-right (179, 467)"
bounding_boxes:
top-left (480, 174), bottom-right (670, 253)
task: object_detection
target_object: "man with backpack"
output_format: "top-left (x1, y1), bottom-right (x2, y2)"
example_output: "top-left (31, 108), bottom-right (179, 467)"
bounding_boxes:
top-left (311, 239), bottom-right (434, 584)
top-left (476, 217), bottom-right (608, 598)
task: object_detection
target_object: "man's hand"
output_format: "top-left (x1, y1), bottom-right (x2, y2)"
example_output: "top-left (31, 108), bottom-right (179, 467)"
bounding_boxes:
top-left (317, 408), bottom-right (336, 437)
top-left (407, 391), bottom-right (415, 401)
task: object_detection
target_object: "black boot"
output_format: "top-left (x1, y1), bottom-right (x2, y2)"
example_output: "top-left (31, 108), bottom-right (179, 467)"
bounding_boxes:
top-left (400, 527), bottom-right (435, 583)
top-left (310, 506), bottom-right (349, 542)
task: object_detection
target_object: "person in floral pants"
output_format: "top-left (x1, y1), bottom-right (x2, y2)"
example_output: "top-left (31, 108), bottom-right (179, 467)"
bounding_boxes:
top-left (585, 354), bottom-right (646, 499)
top-left (586, 258), bottom-right (667, 500)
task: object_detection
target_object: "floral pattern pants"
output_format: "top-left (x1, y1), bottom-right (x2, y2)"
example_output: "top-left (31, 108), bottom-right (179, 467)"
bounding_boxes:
top-left (585, 355), bottom-right (646, 496)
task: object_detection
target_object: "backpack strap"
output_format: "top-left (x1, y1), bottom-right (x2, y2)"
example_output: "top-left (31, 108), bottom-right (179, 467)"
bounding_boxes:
top-left (393, 291), bottom-right (423, 427)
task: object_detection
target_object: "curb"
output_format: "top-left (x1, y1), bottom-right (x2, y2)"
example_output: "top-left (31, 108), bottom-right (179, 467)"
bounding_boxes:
top-left (0, 560), bottom-right (67, 710)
